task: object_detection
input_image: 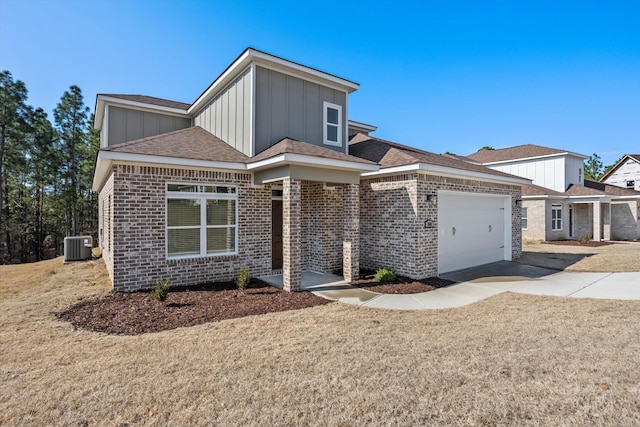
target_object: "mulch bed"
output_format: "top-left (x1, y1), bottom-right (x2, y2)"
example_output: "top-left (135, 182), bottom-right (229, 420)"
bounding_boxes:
top-left (56, 279), bottom-right (331, 335)
top-left (350, 272), bottom-right (455, 294)
top-left (545, 240), bottom-right (614, 247)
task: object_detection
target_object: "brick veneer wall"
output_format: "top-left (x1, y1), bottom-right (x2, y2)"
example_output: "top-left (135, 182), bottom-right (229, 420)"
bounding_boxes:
top-left (300, 182), bottom-right (344, 274)
top-left (573, 203), bottom-right (592, 240)
top-left (360, 173), bottom-right (522, 279)
top-left (109, 164), bottom-right (272, 292)
top-left (611, 201), bottom-right (640, 240)
top-left (522, 200), bottom-right (546, 241)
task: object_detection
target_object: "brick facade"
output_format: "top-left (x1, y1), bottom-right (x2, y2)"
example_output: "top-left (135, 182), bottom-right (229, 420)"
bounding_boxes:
top-left (611, 201), bottom-right (640, 240)
top-left (99, 164), bottom-right (524, 292)
top-left (300, 182), bottom-right (344, 274)
top-left (360, 173), bottom-right (521, 279)
top-left (104, 164), bottom-right (272, 292)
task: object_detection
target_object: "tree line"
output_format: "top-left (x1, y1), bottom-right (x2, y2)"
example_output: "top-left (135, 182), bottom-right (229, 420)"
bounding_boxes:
top-left (0, 71), bottom-right (98, 264)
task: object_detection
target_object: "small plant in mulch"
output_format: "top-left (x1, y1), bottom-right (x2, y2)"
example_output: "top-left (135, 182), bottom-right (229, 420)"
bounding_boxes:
top-left (374, 268), bottom-right (396, 283)
top-left (236, 267), bottom-right (250, 293)
top-left (152, 279), bottom-right (170, 302)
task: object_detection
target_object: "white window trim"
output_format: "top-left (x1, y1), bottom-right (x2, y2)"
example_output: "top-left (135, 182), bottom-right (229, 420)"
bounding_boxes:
top-left (166, 183), bottom-right (239, 260)
top-left (551, 204), bottom-right (563, 231)
top-left (521, 207), bottom-right (528, 230)
top-left (323, 101), bottom-right (342, 147)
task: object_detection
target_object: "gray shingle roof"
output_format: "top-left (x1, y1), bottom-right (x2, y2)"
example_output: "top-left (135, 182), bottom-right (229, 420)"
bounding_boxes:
top-left (348, 133), bottom-right (524, 180)
top-left (102, 126), bottom-right (249, 163)
top-left (251, 137), bottom-right (376, 165)
top-left (467, 144), bottom-right (568, 163)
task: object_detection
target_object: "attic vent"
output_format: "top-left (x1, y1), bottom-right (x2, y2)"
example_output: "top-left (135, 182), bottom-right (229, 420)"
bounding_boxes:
top-left (627, 180), bottom-right (635, 188)
top-left (64, 236), bottom-right (93, 263)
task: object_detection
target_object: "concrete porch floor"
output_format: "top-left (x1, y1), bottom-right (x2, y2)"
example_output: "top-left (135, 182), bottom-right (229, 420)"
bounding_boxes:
top-left (259, 271), bottom-right (349, 290)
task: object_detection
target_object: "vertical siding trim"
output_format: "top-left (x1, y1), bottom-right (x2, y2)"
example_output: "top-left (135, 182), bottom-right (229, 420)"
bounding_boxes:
top-left (344, 89), bottom-right (349, 154)
top-left (104, 105), bottom-right (110, 147)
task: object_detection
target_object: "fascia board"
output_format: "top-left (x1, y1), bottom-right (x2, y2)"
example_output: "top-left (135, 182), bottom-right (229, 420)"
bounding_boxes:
top-left (363, 163), bottom-right (531, 185)
top-left (249, 49), bottom-right (359, 92)
top-left (97, 95), bottom-right (190, 117)
top-left (610, 195), bottom-right (640, 200)
top-left (94, 98), bottom-right (105, 130)
top-left (481, 151), bottom-right (589, 165)
top-left (567, 195), bottom-right (612, 202)
top-left (347, 120), bottom-right (377, 132)
top-left (92, 151), bottom-right (248, 191)
top-left (247, 153), bottom-right (378, 172)
top-left (99, 151), bottom-right (247, 171)
top-left (189, 48), bottom-right (359, 114)
top-left (522, 195), bottom-right (568, 199)
top-left (92, 155), bottom-right (112, 192)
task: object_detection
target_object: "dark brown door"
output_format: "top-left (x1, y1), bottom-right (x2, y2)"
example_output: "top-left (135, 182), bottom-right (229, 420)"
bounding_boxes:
top-left (272, 200), bottom-right (283, 270)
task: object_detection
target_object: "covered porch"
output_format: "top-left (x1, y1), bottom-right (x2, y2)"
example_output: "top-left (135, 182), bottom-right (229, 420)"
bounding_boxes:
top-left (247, 138), bottom-right (378, 291)
top-left (570, 198), bottom-right (612, 241)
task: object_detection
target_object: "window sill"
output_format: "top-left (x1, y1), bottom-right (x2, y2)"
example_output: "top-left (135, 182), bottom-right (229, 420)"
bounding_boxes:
top-left (167, 253), bottom-right (239, 264)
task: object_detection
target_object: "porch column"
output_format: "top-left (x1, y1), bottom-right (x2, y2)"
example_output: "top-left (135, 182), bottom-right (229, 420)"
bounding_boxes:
top-left (343, 183), bottom-right (360, 282)
top-left (282, 178), bottom-right (301, 292)
top-left (592, 201), bottom-right (602, 241)
top-left (603, 203), bottom-right (611, 241)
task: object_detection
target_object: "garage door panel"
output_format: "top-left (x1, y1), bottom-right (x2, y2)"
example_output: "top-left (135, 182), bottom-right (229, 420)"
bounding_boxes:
top-left (438, 192), bottom-right (508, 274)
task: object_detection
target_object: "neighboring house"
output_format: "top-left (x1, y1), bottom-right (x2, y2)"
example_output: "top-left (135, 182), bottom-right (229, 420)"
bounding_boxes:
top-left (92, 48), bottom-right (529, 292)
top-left (467, 145), bottom-right (640, 242)
top-left (600, 154), bottom-right (640, 191)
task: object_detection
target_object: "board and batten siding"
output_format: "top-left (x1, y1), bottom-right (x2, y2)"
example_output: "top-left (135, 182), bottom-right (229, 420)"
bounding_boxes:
top-left (489, 157), bottom-right (568, 193)
top-left (193, 67), bottom-right (252, 156)
top-left (107, 106), bottom-right (191, 146)
top-left (254, 65), bottom-right (347, 155)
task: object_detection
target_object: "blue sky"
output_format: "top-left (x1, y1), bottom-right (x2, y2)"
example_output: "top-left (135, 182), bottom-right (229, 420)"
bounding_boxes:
top-left (1, 0), bottom-right (638, 165)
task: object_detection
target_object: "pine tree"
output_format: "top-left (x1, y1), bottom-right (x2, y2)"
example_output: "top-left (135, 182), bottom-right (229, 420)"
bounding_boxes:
top-left (53, 86), bottom-right (90, 236)
top-left (0, 71), bottom-right (30, 258)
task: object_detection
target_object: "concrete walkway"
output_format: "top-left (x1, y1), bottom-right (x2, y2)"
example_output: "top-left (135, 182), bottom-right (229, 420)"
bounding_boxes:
top-left (260, 263), bottom-right (640, 311)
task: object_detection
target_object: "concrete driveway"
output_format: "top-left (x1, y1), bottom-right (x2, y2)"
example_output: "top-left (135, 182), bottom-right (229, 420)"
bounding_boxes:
top-left (303, 262), bottom-right (640, 310)
top-left (441, 261), bottom-right (640, 301)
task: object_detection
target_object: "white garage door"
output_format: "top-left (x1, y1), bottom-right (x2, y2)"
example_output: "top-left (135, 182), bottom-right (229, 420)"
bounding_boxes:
top-left (438, 191), bottom-right (511, 274)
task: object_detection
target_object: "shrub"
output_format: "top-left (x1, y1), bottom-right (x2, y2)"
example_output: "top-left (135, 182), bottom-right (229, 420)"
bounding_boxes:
top-left (236, 267), bottom-right (250, 293)
top-left (152, 279), bottom-right (170, 302)
top-left (374, 268), bottom-right (396, 283)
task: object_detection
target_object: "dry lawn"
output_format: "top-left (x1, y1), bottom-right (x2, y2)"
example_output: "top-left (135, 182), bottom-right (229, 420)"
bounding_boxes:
top-left (2, 258), bottom-right (640, 426)
top-left (519, 241), bottom-right (640, 272)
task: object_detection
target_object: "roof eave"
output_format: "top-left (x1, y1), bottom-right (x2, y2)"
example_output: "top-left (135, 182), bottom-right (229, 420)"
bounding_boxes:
top-left (247, 153), bottom-right (378, 173)
top-left (362, 163), bottom-right (531, 185)
top-left (92, 150), bottom-right (248, 192)
top-left (479, 151), bottom-right (589, 165)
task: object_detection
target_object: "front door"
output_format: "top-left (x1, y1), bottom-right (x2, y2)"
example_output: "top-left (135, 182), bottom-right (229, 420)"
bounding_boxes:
top-left (569, 205), bottom-right (575, 238)
top-left (272, 199), bottom-right (283, 270)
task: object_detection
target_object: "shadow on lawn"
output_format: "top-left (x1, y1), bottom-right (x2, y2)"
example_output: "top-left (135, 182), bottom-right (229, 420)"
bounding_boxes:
top-left (516, 251), bottom-right (595, 271)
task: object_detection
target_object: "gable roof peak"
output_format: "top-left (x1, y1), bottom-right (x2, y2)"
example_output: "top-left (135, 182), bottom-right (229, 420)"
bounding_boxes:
top-left (467, 143), bottom-right (587, 164)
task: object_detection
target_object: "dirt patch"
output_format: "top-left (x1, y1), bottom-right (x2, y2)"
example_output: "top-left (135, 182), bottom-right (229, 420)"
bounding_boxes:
top-left (545, 240), bottom-right (614, 247)
top-left (518, 241), bottom-right (640, 272)
top-left (351, 272), bottom-right (454, 294)
top-left (56, 279), bottom-right (330, 335)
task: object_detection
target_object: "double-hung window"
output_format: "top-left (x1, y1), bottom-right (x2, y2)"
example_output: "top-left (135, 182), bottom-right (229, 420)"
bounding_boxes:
top-left (166, 184), bottom-right (237, 258)
top-left (522, 207), bottom-right (528, 230)
top-left (323, 101), bottom-right (342, 146)
top-left (551, 204), bottom-right (562, 231)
